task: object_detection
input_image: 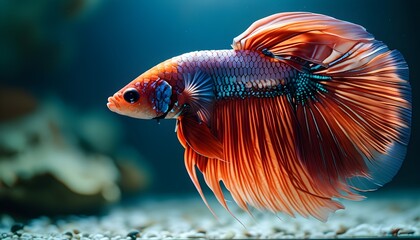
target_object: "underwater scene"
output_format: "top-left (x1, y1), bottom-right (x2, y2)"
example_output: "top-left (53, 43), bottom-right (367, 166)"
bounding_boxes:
top-left (0, 0), bottom-right (419, 239)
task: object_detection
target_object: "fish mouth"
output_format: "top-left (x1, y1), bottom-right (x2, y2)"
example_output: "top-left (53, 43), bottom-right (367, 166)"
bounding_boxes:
top-left (107, 96), bottom-right (119, 112)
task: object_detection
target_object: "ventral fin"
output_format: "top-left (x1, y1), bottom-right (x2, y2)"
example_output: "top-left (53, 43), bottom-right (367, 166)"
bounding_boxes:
top-left (180, 69), bottom-right (214, 124)
top-left (177, 115), bottom-right (223, 160)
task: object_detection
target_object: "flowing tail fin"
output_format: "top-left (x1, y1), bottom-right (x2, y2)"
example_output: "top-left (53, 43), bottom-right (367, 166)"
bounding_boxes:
top-left (314, 42), bottom-right (411, 191)
top-left (233, 12), bottom-right (411, 193)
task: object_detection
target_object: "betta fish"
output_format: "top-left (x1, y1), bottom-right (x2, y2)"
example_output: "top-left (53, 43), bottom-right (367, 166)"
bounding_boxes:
top-left (107, 12), bottom-right (411, 221)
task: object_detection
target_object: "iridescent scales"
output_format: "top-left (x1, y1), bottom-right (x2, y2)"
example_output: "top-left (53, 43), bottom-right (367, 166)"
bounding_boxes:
top-left (175, 50), bottom-right (330, 103)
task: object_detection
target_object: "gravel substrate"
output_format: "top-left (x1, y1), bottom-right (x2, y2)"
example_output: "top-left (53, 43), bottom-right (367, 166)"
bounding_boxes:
top-left (0, 190), bottom-right (419, 239)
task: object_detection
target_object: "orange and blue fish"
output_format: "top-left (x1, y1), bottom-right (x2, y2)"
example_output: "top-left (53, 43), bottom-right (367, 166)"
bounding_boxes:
top-left (107, 12), bottom-right (411, 221)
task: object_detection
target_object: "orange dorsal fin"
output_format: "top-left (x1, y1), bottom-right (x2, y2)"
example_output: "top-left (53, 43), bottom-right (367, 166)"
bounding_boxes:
top-left (177, 115), bottom-right (223, 160)
top-left (232, 12), bottom-right (373, 67)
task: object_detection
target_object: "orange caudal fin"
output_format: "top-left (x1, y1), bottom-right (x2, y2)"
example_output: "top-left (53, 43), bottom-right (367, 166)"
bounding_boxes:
top-left (312, 42), bottom-right (411, 191)
top-left (232, 12), bottom-right (411, 192)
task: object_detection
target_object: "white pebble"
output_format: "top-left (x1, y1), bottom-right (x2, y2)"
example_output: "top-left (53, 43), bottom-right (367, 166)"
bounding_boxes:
top-left (20, 233), bottom-right (32, 238)
top-left (221, 230), bottom-right (235, 239)
top-left (0, 192), bottom-right (417, 239)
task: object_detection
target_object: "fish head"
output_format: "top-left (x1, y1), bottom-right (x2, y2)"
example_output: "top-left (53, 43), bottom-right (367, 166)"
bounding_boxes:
top-left (107, 72), bottom-right (174, 120)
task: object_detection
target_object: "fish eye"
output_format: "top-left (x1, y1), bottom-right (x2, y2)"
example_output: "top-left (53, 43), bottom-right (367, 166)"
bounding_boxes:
top-left (123, 88), bottom-right (140, 104)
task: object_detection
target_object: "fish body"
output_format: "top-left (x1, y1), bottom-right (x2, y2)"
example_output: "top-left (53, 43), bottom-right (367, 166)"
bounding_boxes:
top-left (107, 12), bottom-right (411, 221)
top-left (108, 49), bottom-right (297, 120)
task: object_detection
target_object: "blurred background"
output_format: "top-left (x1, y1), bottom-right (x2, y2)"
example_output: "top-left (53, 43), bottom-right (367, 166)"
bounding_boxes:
top-left (0, 0), bottom-right (418, 216)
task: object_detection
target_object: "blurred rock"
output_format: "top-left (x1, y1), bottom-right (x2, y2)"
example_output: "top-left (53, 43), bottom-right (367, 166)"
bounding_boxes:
top-left (0, 94), bottom-right (151, 216)
top-left (0, 151), bottom-right (120, 215)
top-left (0, 87), bottom-right (37, 122)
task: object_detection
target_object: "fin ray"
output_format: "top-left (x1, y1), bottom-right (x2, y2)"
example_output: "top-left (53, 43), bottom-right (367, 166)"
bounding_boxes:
top-left (185, 98), bottom-right (351, 221)
top-left (180, 69), bottom-right (214, 124)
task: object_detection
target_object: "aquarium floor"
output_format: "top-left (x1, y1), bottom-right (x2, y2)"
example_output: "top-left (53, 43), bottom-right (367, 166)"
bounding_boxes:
top-left (1, 190), bottom-right (419, 239)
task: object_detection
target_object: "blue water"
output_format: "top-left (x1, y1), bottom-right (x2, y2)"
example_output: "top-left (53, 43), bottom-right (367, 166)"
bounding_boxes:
top-left (1, 0), bottom-right (417, 196)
